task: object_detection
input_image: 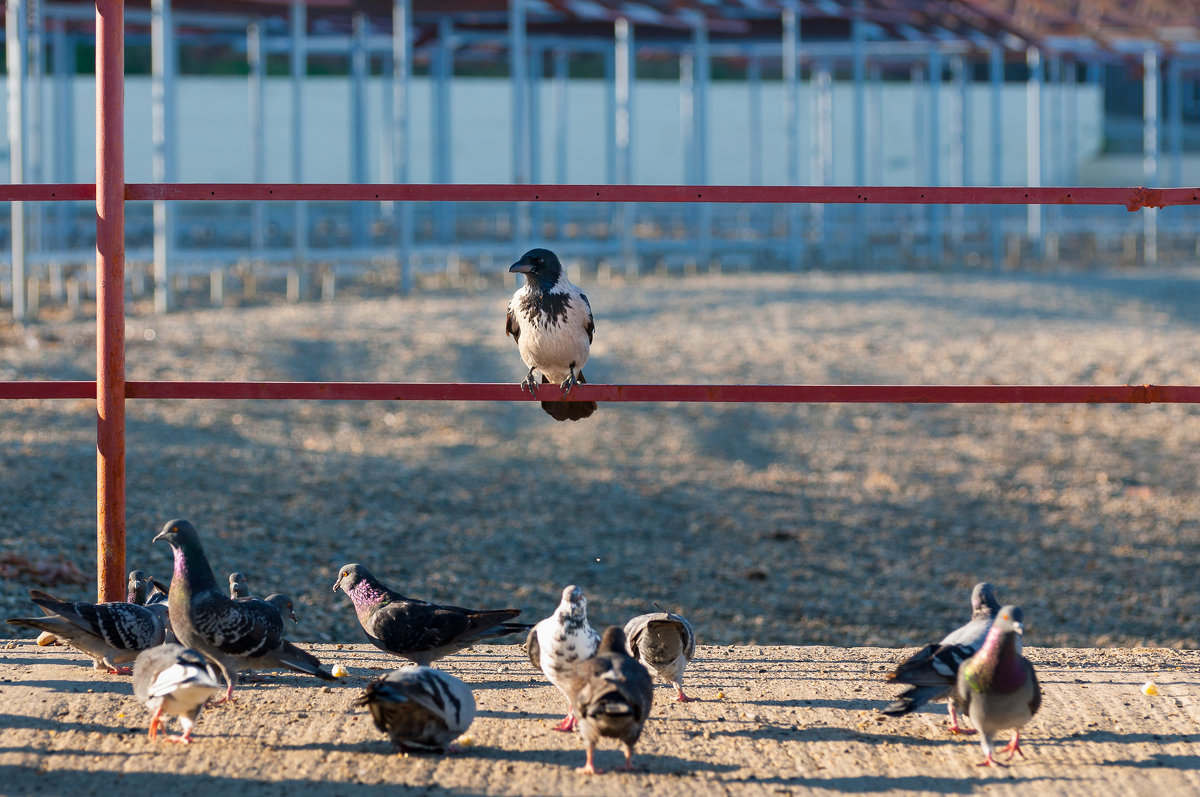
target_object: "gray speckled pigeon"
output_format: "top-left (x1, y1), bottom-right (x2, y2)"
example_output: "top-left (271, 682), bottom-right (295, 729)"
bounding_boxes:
top-left (333, 563), bottom-right (529, 666)
top-left (228, 572), bottom-right (249, 600)
top-left (883, 582), bottom-right (1001, 733)
top-left (132, 643), bottom-right (221, 743)
top-left (154, 519), bottom-right (333, 701)
top-left (564, 626), bottom-right (654, 774)
top-left (526, 585), bottom-right (602, 732)
top-left (356, 666), bottom-right (476, 753)
top-left (624, 609), bottom-right (696, 702)
top-left (127, 570), bottom-right (169, 606)
top-left (954, 606), bottom-right (1041, 766)
top-left (7, 589), bottom-right (168, 673)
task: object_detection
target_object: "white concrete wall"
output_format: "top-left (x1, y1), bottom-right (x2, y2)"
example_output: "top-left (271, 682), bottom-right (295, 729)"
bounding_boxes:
top-left (3, 74), bottom-right (1103, 187)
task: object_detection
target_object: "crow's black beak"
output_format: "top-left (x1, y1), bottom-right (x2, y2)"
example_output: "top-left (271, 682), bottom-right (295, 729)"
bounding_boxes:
top-left (510, 260), bottom-right (535, 274)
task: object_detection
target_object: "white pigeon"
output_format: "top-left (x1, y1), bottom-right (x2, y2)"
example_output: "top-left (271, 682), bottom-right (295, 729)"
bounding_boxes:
top-left (132, 644), bottom-right (221, 744)
top-left (356, 667), bottom-right (476, 754)
top-left (624, 609), bottom-right (697, 702)
top-left (525, 584), bottom-right (601, 732)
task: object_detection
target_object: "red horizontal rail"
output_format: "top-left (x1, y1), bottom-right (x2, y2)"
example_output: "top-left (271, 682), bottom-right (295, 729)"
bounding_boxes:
top-left (0, 183), bottom-right (1196, 210)
top-left (2, 381), bottom-right (1198, 404)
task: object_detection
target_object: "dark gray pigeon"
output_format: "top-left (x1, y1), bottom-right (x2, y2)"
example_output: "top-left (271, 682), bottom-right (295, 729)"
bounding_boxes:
top-left (228, 572), bottom-right (249, 599)
top-left (333, 563), bottom-right (529, 666)
top-left (506, 247), bottom-right (597, 421)
top-left (564, 626), bottom-right (654, 774)
top-left (526, 585), bottom-right (601, 732)
top-left (258, 594), bottom-right (299, 624)
top-left (153, 519), bottom-right (334, 702)
top-left (954, 606), bottom-right (1041, 766)
top-left (883, 582), bottom-right (1001, 733)
top-left (624, 609), bottom-right (697, 702)
top-left (132, 643), bottom-right (221, 743)
top-left (7, 589), bottom-right (168, 673)
top-left (356, 666), bottom-right (476, 753)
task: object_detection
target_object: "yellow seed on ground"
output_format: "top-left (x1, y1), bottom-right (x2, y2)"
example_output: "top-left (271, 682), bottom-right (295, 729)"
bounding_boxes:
top-left (331, 664), bottom-right (349, 678)
top-left (1142, 681), bottom-right (1160, 696)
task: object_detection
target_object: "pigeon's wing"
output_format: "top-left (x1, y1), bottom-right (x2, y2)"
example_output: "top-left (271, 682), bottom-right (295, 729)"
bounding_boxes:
top-left (28, 591), bottom-right (164, 650)
top-left (888, 642), bottom-right (973, 687)
top-left (372, 668), bottom-right (475, 729)
top-left (1026, 661), bottom-right (1042, 716)
top-left (525, 625), bottom-right (541, 670)
top-left (369, 601), bottom-right (472, 652)
top-left (188, 591), bottom-right (284, 658)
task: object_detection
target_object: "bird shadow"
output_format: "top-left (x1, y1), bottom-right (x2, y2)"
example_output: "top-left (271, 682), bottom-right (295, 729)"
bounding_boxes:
top-left (0, 714), bottom-right (140, 736)
top-left (752, 697), bottom-right (889, 711)
top-left (1046, 730), bottom-right (1200, 745)
top-left (4, 678), bottom-right (130, 695)
top-left (731, 773), bottom-right (1068, 793)
top-left (1100, 753), bottom-right (1200, 769)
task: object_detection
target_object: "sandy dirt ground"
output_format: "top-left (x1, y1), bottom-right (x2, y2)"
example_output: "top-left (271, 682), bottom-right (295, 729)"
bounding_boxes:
top-left (2, 640), bottom-right (1199, 796)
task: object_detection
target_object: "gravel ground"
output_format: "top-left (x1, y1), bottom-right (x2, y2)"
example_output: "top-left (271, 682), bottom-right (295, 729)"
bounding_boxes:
top-left (2, 640), bottom-right (1199, 796)
top-left (3, 268), bottom-right (1200, 650)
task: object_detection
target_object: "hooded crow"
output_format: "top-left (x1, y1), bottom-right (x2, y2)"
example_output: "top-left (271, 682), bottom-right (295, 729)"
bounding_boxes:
top-left (506, 248), bottom-right (597, 421)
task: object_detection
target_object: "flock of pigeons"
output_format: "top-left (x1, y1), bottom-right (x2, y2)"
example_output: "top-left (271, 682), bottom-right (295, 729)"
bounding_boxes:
top-left (6, 248), bottom-right (1041, 772)
top-left (8, 514), bottom-right (1037, 773)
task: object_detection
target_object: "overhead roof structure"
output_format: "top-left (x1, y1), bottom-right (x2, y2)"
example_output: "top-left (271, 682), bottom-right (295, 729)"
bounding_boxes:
top-left (10, 1), bottom-right (1200, 60)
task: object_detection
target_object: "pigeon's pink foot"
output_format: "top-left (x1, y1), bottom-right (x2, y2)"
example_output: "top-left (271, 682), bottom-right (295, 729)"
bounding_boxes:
top-left (108, 666), bottom-right (133, 676)
top-left (949, 722), bottom-right (977, 735)
top-left (577, 747), bottom-right (601, 774)
top-left (553, 715), bottom-right (577, 732)
top-left (976, 753), bottom-right (1006, 767)
top-left (147, 708), bottom-right (163, 741)
top-left (164, 734), bottom-right (194, 745)
top-left (675, 689), bottom-right (695, 703)
top-left (1003, 732), bottom-right (1024, 760)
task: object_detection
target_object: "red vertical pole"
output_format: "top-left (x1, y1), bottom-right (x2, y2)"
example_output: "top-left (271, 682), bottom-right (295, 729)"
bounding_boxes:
top-left (96, 0), bottom-right (126, 603)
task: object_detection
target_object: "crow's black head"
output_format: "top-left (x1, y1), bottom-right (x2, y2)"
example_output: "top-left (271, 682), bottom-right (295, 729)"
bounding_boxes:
top-left (510, 248), bottom-right (563, 286)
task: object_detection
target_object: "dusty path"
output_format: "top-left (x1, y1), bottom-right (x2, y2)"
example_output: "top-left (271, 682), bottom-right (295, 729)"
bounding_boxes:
top-left (2, 640), bottom-right (1198, 795)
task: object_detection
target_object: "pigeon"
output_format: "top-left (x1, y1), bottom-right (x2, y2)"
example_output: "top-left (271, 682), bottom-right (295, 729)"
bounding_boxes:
top-left (132, 643), bottom-right (221, 744)
top-left (563, 626), bottom-right (654, 774)
top-left (883, 582), bottom-right (1001, 733)
top-left (624, 608), bottom-right (697, 702)
top-left (506, 247), bottom-right (597, 421)
top-left (333, 563), bottom-right (530, 666)
top-left (7, 589), bottom-right (169, 673)
top-left (127, 570), bottom-right (169, 606)
top-left (153, 519), bottom-right (334, 702)
top-left (525, 584), bottom-right (602, 732)
top-left (259, 594), bottom-right (299, 624)
top-left (228, 572), bottom-right (249, 599)
top-left (356, 666), bottom-right (476, 754)
top-left (953, 606), bottom-right (1041, 766)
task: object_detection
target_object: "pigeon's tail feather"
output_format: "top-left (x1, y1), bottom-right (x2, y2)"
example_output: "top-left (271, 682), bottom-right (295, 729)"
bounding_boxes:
top-left (886, 643), bottom-right (940, 682)
top-left (269, 641), bottom-right (336, 680)
top-left (541, 400), bottom-right (597, 421)
top-left (881, 684), bottom-right (952, 717)
top-left (7, 617), bottom-right (57, 634)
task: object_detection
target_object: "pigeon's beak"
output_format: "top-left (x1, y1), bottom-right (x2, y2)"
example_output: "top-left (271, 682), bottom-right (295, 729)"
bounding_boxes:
top-left (509, 260), bottom-right (534, 274)
top-left (332, 579), bottom-right (341, 593)
top-left (1012, 620), bottom-right (1024, 635)
top-left (151, 529), bottom-right (167, 543)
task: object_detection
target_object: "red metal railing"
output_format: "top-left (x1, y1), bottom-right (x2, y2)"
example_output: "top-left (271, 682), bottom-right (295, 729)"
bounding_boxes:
top-left (1, 182), bottom-right (1197, 210)
top-left (2, 382), bottom-right (1199, 404)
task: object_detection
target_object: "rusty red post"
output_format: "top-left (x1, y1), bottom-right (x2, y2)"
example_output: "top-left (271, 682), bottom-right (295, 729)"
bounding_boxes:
top-left (95, 0), bottom-right (126, 603)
